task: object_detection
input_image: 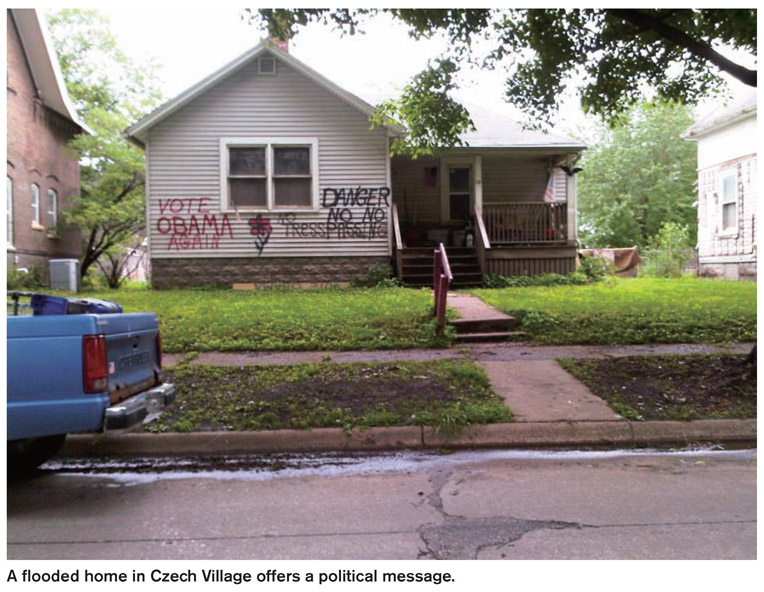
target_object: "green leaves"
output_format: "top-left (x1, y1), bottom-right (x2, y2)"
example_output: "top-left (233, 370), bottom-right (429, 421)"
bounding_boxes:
top-left (46, 9), bottom-right (162, 285)
top-left (371, 59), bottom-right (475, 157)
top-left (255, 8), bottom-right (755, 131)
top-left (577, 102), bottom-right (698, 249)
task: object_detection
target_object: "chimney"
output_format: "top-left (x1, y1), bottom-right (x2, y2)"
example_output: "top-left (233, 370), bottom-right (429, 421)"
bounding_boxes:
top-left (270, 36), bottom-right (289, 53)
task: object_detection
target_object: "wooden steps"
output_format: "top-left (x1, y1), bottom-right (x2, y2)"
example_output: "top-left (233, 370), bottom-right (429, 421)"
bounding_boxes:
top-left (399, 247), bottom-right (483, 288)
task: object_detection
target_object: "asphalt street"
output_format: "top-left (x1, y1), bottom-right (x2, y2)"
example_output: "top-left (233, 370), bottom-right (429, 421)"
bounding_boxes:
top-left (6, 447), bottom-right (756, 560)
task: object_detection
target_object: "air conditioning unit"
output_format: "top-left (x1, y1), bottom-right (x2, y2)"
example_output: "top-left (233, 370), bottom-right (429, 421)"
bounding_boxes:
top-left (49, 259), bottom-right (79, 292)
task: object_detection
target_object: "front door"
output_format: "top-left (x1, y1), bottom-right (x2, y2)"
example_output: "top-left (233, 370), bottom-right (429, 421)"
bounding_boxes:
top-left (447, 165), bottom-right (472, 222)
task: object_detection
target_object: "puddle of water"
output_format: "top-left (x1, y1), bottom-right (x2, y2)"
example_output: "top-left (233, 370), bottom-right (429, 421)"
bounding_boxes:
top-left (43, 446), bottom-right (757, 487)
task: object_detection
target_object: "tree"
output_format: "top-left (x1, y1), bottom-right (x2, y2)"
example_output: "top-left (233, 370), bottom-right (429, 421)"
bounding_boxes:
top-left (576, 101), bottom-right (698, 249)
top-left (640, 221), bottom-right (695, 278)
top-left (251, 8), bottom-right (756, 154)
top-left (46, 9), bottom-right (161, 287)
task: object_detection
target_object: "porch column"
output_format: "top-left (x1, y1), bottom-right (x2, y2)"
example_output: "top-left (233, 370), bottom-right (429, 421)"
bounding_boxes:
top-left (474, 154), bottom-right (483, 213)
top-left (566, 171), bottom-right (578, 246)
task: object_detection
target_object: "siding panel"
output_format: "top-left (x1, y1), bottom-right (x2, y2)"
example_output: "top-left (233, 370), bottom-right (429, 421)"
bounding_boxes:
top-left (697, 155), bottom-right (757, 261)
top-left (147, 57), bottom-right (390, 259)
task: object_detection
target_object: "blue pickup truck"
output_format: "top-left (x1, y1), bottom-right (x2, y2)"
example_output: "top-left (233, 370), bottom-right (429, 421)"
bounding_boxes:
top-left (7, 292), bottom-right (175, 471)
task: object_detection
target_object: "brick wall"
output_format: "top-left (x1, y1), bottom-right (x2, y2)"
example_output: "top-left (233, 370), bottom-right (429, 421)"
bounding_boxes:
top-left (151, 256), bottom-right (390, 288)
top-left (6, 12), bottom-right (81, 284)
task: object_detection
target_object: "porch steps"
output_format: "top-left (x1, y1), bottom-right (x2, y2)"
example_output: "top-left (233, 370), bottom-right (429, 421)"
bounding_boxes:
top-left (454, 330), bottom-right (527, 343)
top-left (399, 247), bottom-right (483, 288)
top-left (446, 292), bottom-right (524, 343)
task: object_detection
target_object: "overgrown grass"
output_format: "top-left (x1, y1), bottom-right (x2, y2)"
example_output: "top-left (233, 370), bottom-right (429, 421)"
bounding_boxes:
top-left (474, 277), bottom-right (756, 344)
top-left (71, 286), bottom-right (450, 353)
top-left (147, 359), bottom-right (511, 435)
top-left (558, 354), bottom-right (756, 420)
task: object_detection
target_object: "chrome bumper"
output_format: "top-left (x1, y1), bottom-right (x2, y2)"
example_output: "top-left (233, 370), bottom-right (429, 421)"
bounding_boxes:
top-left (104, 383), bottom-right (176, 433)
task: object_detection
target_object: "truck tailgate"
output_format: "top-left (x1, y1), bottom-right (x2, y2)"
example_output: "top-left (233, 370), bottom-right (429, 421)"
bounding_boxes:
top-left (95, 314), bottom-right (162, 403)
top-left (7, 313), bottom-right (162, 440)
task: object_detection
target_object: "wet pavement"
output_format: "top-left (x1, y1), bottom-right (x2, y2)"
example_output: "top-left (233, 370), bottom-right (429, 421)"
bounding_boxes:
top-left (8, 447), bottom-right (756, 560)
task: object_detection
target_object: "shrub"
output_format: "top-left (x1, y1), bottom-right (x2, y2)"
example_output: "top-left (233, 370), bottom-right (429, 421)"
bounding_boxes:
top-left (578, 255), bottom-right (613, 281)
top-left (350, 262), bottom-right (398, 287)
top-left (7, 266), bottom-right (44, 290)
top-left (483, 270), bottom-right (589, 289)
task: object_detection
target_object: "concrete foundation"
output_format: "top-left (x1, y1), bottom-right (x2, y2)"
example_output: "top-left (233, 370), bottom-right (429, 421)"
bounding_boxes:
top-left (698, 260), bottom-right (757, 281)
top-left (151, 256), bottom-right (390, 288)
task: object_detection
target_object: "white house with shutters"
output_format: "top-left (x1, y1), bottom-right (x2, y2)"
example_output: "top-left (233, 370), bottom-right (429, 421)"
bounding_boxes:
top-left (684, 89), bottom-right (757, 280)
top-left (127, 39), bottom-right (585, 288)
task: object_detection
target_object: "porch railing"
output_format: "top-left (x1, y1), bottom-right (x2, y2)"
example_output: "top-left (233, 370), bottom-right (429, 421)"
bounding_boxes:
top-left (483, 202), bottom-right (568, 245)
top-left (433, 243), bottom-right (452, 337)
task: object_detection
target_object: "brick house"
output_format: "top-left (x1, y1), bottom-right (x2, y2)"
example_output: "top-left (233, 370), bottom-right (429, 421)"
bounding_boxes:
top-left (6, 8), bottom-right (89, 285)
top-left (127, 40), bottom-right (585, 288)
top-left (684, 89), bottom-right (757, 280)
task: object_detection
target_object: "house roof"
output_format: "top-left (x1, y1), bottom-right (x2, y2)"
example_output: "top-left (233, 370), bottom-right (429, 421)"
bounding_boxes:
top-left (684, 89), bottom-right (757, 140)
top-left (127, 39), bottom-right (586, 152)
top-left (126, 39), bottom-right (404, 145)
top-left (459, 103), bottom-right (586, 150)
top-left (10, 8), bottom-right (91, 134)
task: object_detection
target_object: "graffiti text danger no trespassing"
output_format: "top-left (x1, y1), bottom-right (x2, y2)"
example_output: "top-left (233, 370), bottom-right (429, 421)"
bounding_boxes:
top-left (156, 187), bottom-right (390, 252)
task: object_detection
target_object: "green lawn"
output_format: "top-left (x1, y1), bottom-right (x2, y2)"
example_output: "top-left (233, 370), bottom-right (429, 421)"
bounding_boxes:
top-left (77, 286), bottom-right (447, 353)
top-left (473, 278), bottom-right (756, 345)
top-left (147, 359), bottom-right (511, 434)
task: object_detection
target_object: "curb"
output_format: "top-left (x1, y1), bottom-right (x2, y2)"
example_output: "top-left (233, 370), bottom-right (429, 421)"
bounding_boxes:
top-left (61, 419), bottom-right (757, 457)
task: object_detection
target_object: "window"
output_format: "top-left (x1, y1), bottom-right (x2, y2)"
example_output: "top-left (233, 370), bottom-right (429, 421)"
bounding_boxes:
top-left (221, 138), bottom-right (318, 211)
top-left (720, 171), bottom-right (737, 232)
top-left (229, 147), bottom-right (267, 207)
top-left (7, 176), bottom-right (13, 245)
top-left (31, 183), bottom-right (40, 226)
top-left (47, 188), bottom-right (58, 230)
top-left (258, 56), bottom-right (276, 75)
top-left (273, 146), bottom-right (312, 207)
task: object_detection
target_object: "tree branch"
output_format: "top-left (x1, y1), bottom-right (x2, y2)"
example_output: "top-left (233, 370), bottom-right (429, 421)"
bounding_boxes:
top-left (607, 9), bottom-right (757, 87)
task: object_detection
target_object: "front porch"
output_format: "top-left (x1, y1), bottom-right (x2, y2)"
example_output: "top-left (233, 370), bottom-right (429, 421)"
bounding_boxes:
top-left (390, 150), bottom-right (581, 286)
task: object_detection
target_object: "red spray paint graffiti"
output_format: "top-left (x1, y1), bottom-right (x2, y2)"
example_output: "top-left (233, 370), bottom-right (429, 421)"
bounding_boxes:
top-left (156, 198), bottom-right (234, 251)
top-left (248, 214), bottom-right (273, 255)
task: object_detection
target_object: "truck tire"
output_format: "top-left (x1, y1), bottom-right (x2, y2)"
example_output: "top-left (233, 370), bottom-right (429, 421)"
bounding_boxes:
top-left (7, 435), bottom-right (66, 474)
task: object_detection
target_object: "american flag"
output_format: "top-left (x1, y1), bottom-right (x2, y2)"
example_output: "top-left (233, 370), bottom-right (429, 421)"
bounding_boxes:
top-left (543, 170), bottom-right (557, 203)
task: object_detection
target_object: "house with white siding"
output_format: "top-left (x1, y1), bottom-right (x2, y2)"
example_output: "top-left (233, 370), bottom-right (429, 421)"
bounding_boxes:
top-left (684, 90), bottom-right (757, 281)
top-left (127, 40), bottom-right (585, 288)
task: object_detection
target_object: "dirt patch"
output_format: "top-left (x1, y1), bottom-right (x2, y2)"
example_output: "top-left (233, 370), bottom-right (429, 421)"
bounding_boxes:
top-left (559, 354), bottom-right (756, 421)
top-left (148, 360), bottom-right (511, 433)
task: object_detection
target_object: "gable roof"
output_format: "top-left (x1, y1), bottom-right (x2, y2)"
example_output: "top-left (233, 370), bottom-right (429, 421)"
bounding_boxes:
top-left (684, 89), bottom-right (757, 140)
top-left (10, 8), bottom-right (91, 134)
top-left (126, 38), bottom-right (585, 152)
top-left (460, 103), bottom-right (585, 150)
top-left (126, 39), bottom-right (404, 145)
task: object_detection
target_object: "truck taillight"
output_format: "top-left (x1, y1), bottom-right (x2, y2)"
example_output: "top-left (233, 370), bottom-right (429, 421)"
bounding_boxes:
top-left (83, 334), bottom-right (108, 394)
top-left (156, 332), bottom-right (163, 369)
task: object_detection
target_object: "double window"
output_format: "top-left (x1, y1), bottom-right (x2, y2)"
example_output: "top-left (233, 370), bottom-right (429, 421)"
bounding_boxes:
top-left (221, 138), bottom-right (318, 211)
top-left (720, 170), bottom-right (737, 232)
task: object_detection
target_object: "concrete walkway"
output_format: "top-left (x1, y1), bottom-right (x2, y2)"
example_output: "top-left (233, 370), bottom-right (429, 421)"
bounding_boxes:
top-left (446, 291), bottom-right (515, 324)
top-left (164, 343), bottom-right (751, 426)
top-left (164, 344), bottom-right (754, 422)
top-left (58, 341), bottom-right (757, 458)
top-left (481, 359), bottom-right (620, 422)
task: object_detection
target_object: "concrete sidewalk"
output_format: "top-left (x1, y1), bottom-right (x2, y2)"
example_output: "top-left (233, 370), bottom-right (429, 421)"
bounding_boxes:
top-left (62, 342), bottom-right (757, 457)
